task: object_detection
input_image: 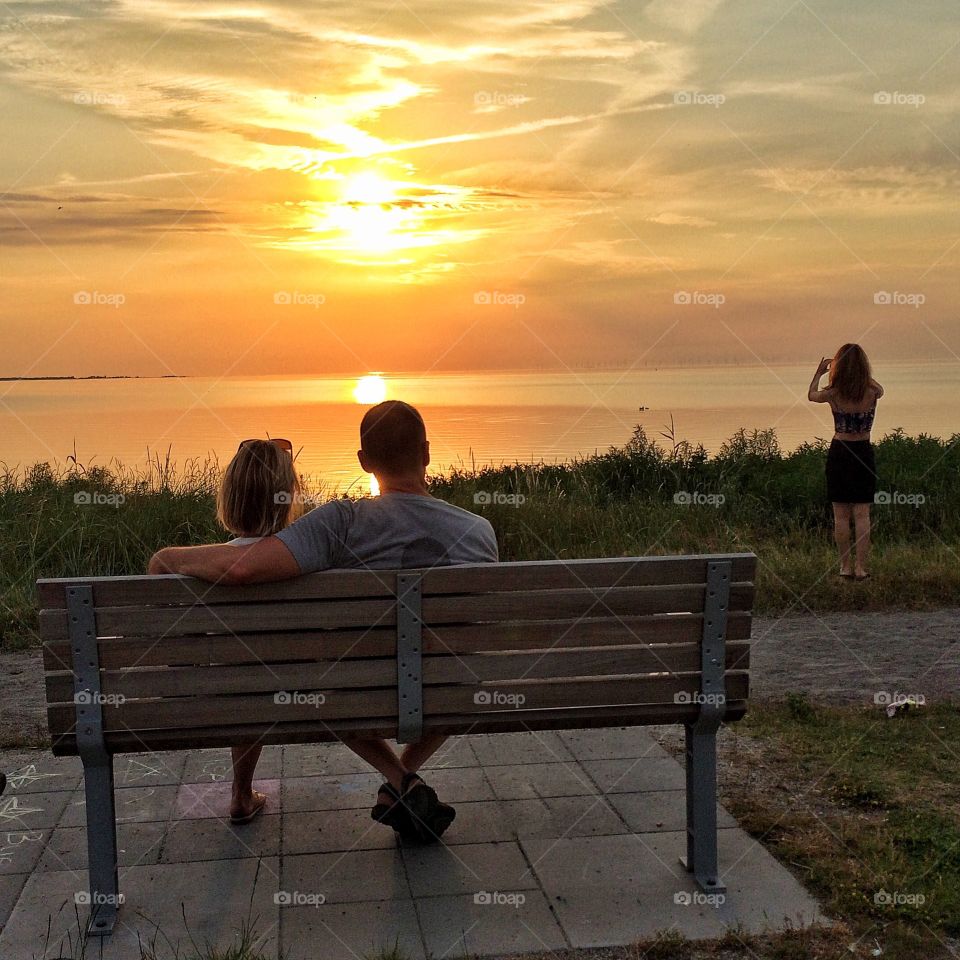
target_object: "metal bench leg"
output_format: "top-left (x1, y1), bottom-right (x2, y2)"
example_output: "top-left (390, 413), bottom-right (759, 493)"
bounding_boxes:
top-left (82, 756), bottom-right (120, 936)
top-left (682, 723), bottom-right (725, 893)
top-left (67, 584), bottom-right (120, 936)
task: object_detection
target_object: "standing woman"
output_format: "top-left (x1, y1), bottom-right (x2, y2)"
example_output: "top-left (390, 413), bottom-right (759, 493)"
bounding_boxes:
top-left (808, 344), bottom-right (883, 580)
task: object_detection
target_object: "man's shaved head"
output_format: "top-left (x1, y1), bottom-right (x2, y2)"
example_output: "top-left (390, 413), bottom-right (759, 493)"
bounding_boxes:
top-left (359, 400), bottom-right (428, 475)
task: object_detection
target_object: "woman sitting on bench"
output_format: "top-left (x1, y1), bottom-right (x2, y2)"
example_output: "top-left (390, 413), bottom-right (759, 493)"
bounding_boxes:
top-left (216, 437), bottom-right (302, 823)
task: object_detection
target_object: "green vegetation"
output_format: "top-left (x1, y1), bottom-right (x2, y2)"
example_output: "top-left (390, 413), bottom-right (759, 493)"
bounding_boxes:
top-left (726, 699), bottom-right (960, 959)
top-left (2, 427), bottom-right (958, 650)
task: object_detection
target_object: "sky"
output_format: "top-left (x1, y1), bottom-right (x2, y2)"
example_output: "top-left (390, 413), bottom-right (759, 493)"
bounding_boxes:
top-left (1, 0), bottom-right (958, 376)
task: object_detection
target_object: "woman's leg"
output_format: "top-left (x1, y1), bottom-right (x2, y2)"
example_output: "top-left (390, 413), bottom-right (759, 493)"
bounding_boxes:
top-left (852, 503), bottom-right (871, 577)
top-left (832, 503), bottom-right (853, 575)
top-left (230, 743), bottom-right (265, 819)
top-left (400, 734), bottom-right (449, 774)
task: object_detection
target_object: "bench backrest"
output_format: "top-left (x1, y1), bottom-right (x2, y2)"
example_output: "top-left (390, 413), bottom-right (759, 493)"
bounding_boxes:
top-left (39, 553), bottom-right (755, 755)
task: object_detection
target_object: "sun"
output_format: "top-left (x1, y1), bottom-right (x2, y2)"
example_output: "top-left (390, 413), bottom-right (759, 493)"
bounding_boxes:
top-left (353, 374), bottom-right (387, 404)
top-left (328, 172), bottom-right (411, 253)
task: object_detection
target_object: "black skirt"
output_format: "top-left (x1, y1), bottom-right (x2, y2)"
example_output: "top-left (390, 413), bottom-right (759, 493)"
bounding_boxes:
top-left (826, 439), bottom-right (876, 504)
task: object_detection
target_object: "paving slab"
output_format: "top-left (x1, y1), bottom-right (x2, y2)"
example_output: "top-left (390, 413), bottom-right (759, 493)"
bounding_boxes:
top-left (402, 840), bottom-right (538, 899)
top-left (283, 807), bottom-right (396, 855)
top-left (39, 820), bottom-right (166, 870)
top-left (176, 779), bottom-right (281, 820)
top-left (524, 830), bottom-right (824, 948)
top-left (162, 813), bottom-right (281, 863)
top-left (0, 874), bottom-right (27, 932)
top-left (484, 760), bottom-right (598, 800)
top-left (61, 783), bottom-right (179, 827)
top-left (2, 758), bottom-right (82, 793)
top-left (610, 790), bottom-right (738, 833)
top-left (283, 849), bottom-right (409, 903)
top-left (183, 746), bottom-right (283, 783)
top-left (560, 726), bottom-right (671, 761)
top-left (0, 729), bottom-right (826, 957)
top-left (0, 857), bottom-right (280, 960)
top-left (281, 898), bottom-right (424, 960)
top-left (416, 889), bottom-right (567, 958)
top-left (471, 730), bottom-right (575, 766)
top-left (582, 756), bottom-right (687, 793)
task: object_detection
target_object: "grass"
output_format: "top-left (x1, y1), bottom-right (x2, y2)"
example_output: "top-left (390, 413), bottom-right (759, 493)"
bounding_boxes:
top-left (719, 698), bottom-right (960, 958)
top-left (2, 425), bottom-right (958, 650)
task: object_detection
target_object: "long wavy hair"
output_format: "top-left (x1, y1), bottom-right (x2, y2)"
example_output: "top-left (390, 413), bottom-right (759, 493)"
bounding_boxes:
top-left (829, 343), bottom-right (872, 403)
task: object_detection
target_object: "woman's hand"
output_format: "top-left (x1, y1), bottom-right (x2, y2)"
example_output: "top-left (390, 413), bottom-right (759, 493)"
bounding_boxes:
top-left (816, 356), bottom-right (832, 377)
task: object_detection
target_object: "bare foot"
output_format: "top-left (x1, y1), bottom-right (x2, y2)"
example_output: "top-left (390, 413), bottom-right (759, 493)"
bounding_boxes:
top-left (230, 789), bottom-right (267, 824)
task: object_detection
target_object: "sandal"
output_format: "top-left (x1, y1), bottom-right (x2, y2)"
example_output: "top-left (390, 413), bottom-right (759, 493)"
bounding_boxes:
top-left (230, 790), bottom-right (267, 825)
top-left (400, 772), bottom-right (456, 844)
top-left (371, 782), bottom-right (419, 841)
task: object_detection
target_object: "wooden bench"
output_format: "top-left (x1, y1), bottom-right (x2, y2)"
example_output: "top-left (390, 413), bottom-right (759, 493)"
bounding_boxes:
top-left (39, 552), bottom-right (755, 935)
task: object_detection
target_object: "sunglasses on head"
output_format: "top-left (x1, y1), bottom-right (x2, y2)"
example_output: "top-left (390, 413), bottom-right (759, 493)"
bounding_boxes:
top-left (238, 438), bottom-right (293, 454)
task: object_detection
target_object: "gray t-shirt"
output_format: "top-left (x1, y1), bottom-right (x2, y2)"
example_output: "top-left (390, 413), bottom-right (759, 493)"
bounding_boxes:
top-left (275, 493), bottom-right (498, 573)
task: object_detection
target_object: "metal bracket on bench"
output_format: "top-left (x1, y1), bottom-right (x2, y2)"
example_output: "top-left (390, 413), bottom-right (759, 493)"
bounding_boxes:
top-left (680, 560), bottom-right (731, 895)
top-left (68, 585), bottom-right (120, 936)
top-left (396, 572), bottom-right (424, 744)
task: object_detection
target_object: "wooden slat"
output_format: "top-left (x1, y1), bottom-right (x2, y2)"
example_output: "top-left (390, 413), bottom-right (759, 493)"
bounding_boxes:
top-left (36, 553), bottom-right (757, 608)
top-left (42, 641), bottom-right (751, 705)
top-left (40, 582), bottom-right (752, 641)
top-left (50, 699), bottom-right (750, 755)
top-left (40, 595), bottom-right (398, 640)
top-left (47, 672), bottom-right (747, 735)
top-left (42, 611), bottom-right (752, 674)
top-left (43, 627), bottom-right (398, 672)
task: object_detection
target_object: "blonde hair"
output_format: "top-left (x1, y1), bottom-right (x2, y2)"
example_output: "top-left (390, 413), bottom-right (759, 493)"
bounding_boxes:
top-left (829, 343), bottom-right (872, 403)
top-left (217, 440), bottom-right (302, 538)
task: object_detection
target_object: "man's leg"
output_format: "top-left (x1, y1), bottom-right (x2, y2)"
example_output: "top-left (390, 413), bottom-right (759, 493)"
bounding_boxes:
top-left (230, 743), bottom-right (265, 820)
top-left (400, 734), bottom-right (449, 773)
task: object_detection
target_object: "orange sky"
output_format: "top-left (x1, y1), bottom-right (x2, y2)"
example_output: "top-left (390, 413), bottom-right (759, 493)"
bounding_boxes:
top-left (1, 0), bottom-right (958, 376)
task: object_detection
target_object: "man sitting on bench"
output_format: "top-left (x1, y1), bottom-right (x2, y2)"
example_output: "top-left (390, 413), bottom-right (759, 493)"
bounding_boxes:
top-left (148, 400), bottom-right (498, 843)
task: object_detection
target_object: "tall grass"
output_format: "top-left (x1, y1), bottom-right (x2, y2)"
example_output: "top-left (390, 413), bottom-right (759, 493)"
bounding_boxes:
top-left (2, 427), bottom-right (958, 649)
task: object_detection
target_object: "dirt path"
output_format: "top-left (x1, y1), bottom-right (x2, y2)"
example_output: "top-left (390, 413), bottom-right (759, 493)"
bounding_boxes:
top-left (2, 608), bottom-right (956, 743)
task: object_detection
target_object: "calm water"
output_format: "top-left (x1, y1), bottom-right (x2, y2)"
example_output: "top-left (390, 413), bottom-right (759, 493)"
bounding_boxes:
top-left (1, 363), bottom-right (957, 493)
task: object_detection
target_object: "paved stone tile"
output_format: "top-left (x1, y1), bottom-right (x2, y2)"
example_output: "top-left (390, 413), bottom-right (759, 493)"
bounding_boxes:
top-left (0, 828), bottom-right (50, 875)
top-left (283, 773), bottom-right (382, 812)
top-left (0, 858), bottom-right (280, 960)
top-left (417, 766), bottom-right (494, 803)
top-left (281, 898), bottom-right (425, 960)
top-left (470, 731), bottom-right (574, 766)
top-left (61, 784), bottom-right (179, 827)
top-left (2, 758), bottom-right (81, 793)
top-left (283, 849), bottom-right (410, 904)
top-left (402, 840), bottom-right (537, 899)
top-left (182, 746), bottom-right (282, 783)
top-left (445, 796), bottom-right (624, 845)
top-left (161, 814), bottom-right (280, 863)
top-left (0, 788), bottom-right (71, 830)
top-left (523, 833), bottom-right (729, 946)
top-left (610, 790), bottom-right (737, 833)
top-left (39, 820), bottom-right (166, 871)
top-left (642, 828), bottom-right (825, 929)
top-left (484, 761), bottom-right (597, 800)
top-left (284, 743), bottom-right (372, 778)
top-left (420, 736), bottom-right (479, 769)
top-left (283, 808), bottom-right (396, 855)
top-left (581, 756), bottom-right (686, 793)
top-left (114, 753), bottom-right (187, 786)
top-left (560, 727), bottom-right (670, 761)
top-left (176, 779), bottom-right (281, 820)
top-left (416, 889), bottom-right (567, 958)
top-left (0, 874), bottom-right (27, 932)
top-left (525, 829), bottom-right (825, 948)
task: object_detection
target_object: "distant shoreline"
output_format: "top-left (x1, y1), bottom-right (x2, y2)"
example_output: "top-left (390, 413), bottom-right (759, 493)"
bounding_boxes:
top-left (0, 375), bottom-right (183, 382)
